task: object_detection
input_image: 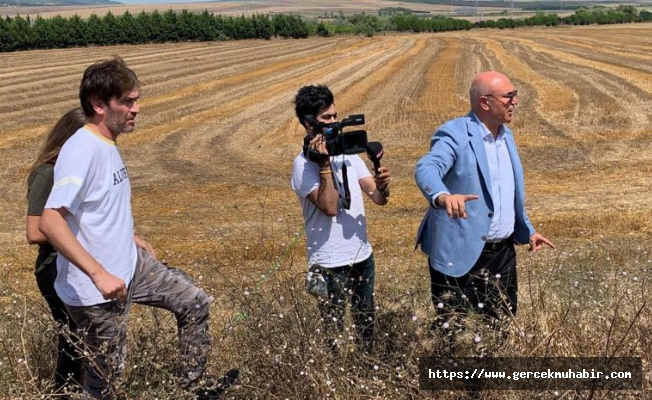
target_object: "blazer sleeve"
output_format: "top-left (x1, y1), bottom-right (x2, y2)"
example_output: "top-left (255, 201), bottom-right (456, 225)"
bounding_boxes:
top-left (415, 121), bottom-right (465, 202)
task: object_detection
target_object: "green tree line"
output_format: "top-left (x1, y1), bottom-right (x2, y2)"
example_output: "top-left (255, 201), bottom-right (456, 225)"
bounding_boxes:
top-left (0, 11), bottom-right (308, 51)
top-left (1, 6), bottom-right (651, 52)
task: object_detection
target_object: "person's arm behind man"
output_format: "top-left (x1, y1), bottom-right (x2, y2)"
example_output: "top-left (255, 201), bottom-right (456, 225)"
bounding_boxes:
top-left (26, 216), bottom-right (49, 244)
top-left (26, 167), bottom-right (54, 245)
top-left (39, 208), bottom-right (127, 302)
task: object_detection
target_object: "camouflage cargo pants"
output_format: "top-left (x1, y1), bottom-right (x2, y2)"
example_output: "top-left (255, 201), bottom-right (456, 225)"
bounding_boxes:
top-left (66, 248), bottom-right (212, 399)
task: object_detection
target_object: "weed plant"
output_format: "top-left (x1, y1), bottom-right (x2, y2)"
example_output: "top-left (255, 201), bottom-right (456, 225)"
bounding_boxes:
top-left (0, 236), bottom-right (649, 399)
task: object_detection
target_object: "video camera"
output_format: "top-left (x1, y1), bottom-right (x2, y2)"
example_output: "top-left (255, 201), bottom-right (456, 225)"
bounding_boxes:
top-left (303, 114), bottom-right (368, 160)
top-left (302, 113), bottom-right (385, 175)
top-left (301, 113), bottom-right (386, 210)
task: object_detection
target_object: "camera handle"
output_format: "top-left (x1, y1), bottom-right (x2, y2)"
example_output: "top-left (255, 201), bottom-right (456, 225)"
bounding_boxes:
top-left (303, 134), bottom-right (328, 163)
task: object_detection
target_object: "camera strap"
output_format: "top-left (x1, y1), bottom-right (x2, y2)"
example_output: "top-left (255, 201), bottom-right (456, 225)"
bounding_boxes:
top-left (339, 161), bottom-right (351, 210)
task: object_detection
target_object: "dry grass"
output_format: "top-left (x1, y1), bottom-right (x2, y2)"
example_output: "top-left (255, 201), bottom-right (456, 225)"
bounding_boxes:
top-left (0, 0), bottom-right (508, 20)
top-left (1, 24), bottom-right (651, 398)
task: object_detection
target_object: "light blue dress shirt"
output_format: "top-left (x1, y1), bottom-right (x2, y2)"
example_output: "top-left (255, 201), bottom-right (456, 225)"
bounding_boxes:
top-left (429, 114), bottom-right (516, 241)
top-left (479, 118), bottom-right (515, 241)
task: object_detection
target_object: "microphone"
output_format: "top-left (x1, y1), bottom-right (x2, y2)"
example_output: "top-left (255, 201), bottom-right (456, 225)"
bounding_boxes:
top-left (365, 141), bottom-right (383, 175)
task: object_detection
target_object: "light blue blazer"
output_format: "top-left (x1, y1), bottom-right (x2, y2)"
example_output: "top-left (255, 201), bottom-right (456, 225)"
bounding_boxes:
top-left (415, 112), bottom-right (535, 277)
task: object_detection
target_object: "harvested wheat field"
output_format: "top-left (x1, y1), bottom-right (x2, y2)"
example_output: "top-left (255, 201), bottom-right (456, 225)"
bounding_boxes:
top-left (1, 0), bottom-right (483, 19)
top-left (1, 24), bottom-right (651, 399)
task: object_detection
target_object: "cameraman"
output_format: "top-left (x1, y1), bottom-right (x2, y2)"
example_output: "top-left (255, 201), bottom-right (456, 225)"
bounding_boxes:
top-left (290, 85), bottom-right (391, 354)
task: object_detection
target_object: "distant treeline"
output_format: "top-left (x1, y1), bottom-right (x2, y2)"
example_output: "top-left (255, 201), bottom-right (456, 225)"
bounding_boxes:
top-left (1, 6), bottom-right (651, 52)
top-left (378, 7), bottom-right (431, 16)
top-left (521, 3), bottom-right (588, 11)
top-left (390, 0), bottom-right (635, 8)
top-left (477, 5), bottom-right (652, 28)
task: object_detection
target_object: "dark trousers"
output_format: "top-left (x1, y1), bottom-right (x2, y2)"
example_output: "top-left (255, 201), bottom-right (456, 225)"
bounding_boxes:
top-left (318, 254), bottom-right (376, 351)
top-left (34, 253), bottom-right (83, 396)
top-left (429, 241), bottom-right (517, 325)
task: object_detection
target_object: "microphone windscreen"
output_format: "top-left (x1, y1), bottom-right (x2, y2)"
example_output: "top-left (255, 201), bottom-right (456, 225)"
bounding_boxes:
top-left (366, 141), bottom-right (383, 160)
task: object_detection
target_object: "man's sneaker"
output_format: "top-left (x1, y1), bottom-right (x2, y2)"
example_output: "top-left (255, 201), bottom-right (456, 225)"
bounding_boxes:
top-left (219, 369), bottom-right (240, 391)
top-left (195, 386), bottom-right (223, 400)
top-left (195, 369), bottom-right (240, 400)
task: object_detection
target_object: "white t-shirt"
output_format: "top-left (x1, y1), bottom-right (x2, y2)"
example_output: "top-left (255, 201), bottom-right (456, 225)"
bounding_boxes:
top-left (291, 153), bottom-right (372, 268)
top-left (45, 126), bottom-right (137, 306)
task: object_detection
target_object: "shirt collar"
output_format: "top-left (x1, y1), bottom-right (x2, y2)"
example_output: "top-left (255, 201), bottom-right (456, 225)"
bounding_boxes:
top-left (84, 124), bottom-right (116, 145)
top-left (471, 112), bottom-right (505, 141)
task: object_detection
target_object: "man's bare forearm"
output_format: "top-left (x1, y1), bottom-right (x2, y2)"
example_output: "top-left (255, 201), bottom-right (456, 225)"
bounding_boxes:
top-left (306, 159), bottom-right (340, 217)
top-left (371, 186), bottom-right (390, 205)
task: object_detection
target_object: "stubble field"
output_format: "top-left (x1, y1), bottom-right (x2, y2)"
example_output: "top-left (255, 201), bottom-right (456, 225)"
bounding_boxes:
top-left (1, 0), bottom-right (499, 19)
top-left (1, 23), bottom-right (651, 399)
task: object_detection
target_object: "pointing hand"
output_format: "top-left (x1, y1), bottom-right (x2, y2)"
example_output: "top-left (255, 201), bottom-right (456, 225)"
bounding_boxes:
top-left (436, 194), bottom-right (479, 219)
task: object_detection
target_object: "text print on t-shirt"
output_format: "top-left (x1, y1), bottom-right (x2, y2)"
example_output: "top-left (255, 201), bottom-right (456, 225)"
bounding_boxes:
top-left (113, 166), bottom-right (129, 186)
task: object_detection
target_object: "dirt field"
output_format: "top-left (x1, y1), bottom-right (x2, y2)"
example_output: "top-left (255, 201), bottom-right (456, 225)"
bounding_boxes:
top-left (1, 21), bottom-right (651, 304)
top-left (0, 24), bottom-right (651, 398)
top-left (1, 0), bottom-right (511, 19)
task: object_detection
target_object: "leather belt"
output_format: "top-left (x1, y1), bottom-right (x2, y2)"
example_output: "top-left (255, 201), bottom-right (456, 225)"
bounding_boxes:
top-left (483, 237), bottom-right (512, 251)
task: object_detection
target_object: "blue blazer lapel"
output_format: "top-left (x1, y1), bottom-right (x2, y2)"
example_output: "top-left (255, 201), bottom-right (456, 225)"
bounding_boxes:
top-left (504, 129), bottom-right (535, 242)
top-left (466, 113), bottom-right (492, 206)
top-left (504, 131), bottom-right (525, 202)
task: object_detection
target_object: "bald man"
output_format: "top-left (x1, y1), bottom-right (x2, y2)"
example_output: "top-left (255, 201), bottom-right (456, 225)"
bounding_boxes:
top-left (415, 71), bottom-right (554, 329)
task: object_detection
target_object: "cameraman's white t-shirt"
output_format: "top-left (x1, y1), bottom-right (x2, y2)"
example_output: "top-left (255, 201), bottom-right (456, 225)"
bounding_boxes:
top-left (45, 126), bottom-right (137, 307)
top-left (291, 153), bottom-right (372, 268)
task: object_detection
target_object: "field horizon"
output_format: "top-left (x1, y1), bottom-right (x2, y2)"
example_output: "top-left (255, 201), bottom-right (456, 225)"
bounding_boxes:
top-left (0, 23), bottom-right (650, 398)
top-left (0, 0), bottom-right (572, 20)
